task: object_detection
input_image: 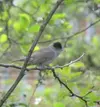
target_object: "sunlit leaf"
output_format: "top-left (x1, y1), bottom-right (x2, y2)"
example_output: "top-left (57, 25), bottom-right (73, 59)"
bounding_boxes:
top-left (0, 34), bottom-right (8, 43)
top-left (20, 14), bottom-right (30, 24)
top-left (8, 19), bottom-right (13, 26)
top-left (53, 102), bottom-right (65, 107)
top-left (34, 46), bottom-right (40, 51)
top-left (53, 13), bottom-right (66, 20)
top-left (1, 11), bottom-right (8, 20)
top-left (71, 62), bottom-right (85, 68)
top-left (44, 34), bottom-right (52, 40)
top-left (32, 1), bottom-right (39, 8)
top-left (95, 0), bottom-right (100, 3)
top-left (62, 67), bottom-right (71, 75)
top-left (64, 0), bottom-right (74, 5)
top-left (19, 14), bottom-right (30, 29)
top-left (28, 24), bottom-right (40, 32)
top-left (44, 88), bottom-right (52, 97)
top-left (92, 36), bottom-right (99, 47)
top-left (13, 22), bottom-right (21, 31)
top-left (13, 14), bottom-right (30, 31)
top-left (0, 27), bottom-right (3, 32)
top-left (71, 72), bottom-right (82, 78)
top-left (20, 45), bottom-right (29, 55)
top-left (63, 21), bottom-right (72, 30)
top-left (86, 92), bottom-right (100, 101)
top-left (40, 4), bottom-right (49, 13)
top-left (88, 101), bottom-right (96, 107)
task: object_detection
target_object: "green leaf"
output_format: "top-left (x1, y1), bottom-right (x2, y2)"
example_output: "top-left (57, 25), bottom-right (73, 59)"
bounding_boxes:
top-left (62, 21), bottom-right (72, 31)
top-left (88, 101), bottom-right (96, 106)
top-left (53, 102), bottom-right (65, 107)
top-left (71, 62), bottom-right (85, 68)
top-left (32, 1), bottom-right (39, 8)
top-left (13, 14), bottom-right (30, 31)
top-left (64, 0), bottom-right (74, 5)
top-left (8, 19), bottom-right (13, 26)
top-left (44, 34), bottom-right (52, 40)
top-left (71, 72), bottom-right (82, 78)
top-left (19, 14), bottom-right (30, 29)
top-left (0, 43), bottom-right (9, 52)
top-left (62, 67), bottom-right (71, 76)
top-left (0, 34), bottom-right (8, 43)
top-left (86, 92), bottom-right (100, 101)
top-left (53, 13), bottom-right (66, 20)
top-left (95, 0), bottom-right (100, 3)
top-left (40, 4), bottom-right (49, 13)
top-left (44, 88), bottom-right (52, 97)
top-left (1, 11), bottom-right (8, 20)
top-left (28, 24), bottom-right (40, 32)
top-left (0, 27), bottom-right (3, 32)
top-left (13, 22), bottom-right (21, 31)
top-left (34, 46), bottom-right (40, 51)
top-left (92, 36), bottom-right (99, 47)
top-left (20, 45), bottom-right (30, 55)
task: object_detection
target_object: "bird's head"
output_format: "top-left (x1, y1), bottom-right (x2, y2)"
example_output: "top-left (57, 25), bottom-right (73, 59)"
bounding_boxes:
top-left (53, 42), bottom-right (62, 50)
top-left (49, 42), bottom-right (63, 54)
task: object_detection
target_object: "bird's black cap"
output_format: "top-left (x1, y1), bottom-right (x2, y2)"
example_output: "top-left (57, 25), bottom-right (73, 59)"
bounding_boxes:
top-left (53, 42), bottom-right (62, 49)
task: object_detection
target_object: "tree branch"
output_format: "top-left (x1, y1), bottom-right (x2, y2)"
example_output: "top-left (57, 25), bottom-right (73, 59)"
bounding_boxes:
top-left (67, 19), bottom-right (100, 41)
top-left (54, 53), bottom-right (85, 69)
top-left (38, 18), bottom-right (100, 44)
top-left (0, 0), bottom-right (64, 106)
top-left (51, 69), bottom-right (88, 107)
top-left (0, 53), bottom-right (84, 71)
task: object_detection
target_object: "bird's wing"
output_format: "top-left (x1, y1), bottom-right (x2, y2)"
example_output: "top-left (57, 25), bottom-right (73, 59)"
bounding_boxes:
top-left (12, 57), bottom-right (26, 62)
top-left (12, 49), bottom-right (48, 62)
top-left (13, 47), bottom-right (55, 65)
top-left (29, 47), bottom-right (55, 65)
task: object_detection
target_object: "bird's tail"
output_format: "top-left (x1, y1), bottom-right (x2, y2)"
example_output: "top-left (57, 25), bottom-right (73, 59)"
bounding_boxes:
top-left (12, 57), bottom-right (26, 62)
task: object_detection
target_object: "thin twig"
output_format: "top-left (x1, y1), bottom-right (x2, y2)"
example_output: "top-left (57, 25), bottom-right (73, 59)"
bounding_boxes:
top-left (0, 44), bottom-right (11, 59)
top-left (83, 86), bottom-right (94, 97)
top-left (51, 69), bottom-right (88, 107)
top-left (0, 63), bottom-right (23, 70)
top-left (54, 53), bottom-right (85, 69)
top-left (39, 18), bottom-right (100, 44)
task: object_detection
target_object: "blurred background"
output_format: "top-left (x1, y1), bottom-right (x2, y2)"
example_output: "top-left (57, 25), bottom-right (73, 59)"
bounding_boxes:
top-left (0, 0), bottom-right (100, 107)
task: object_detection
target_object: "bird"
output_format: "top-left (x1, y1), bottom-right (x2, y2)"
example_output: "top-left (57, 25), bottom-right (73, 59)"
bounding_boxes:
top-left (14, 42), bottom-right (63, 66)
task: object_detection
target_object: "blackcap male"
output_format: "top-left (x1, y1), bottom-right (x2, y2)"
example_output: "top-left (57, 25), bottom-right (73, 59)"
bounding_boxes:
top-left (15, 42), bottom-right (63, 66)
